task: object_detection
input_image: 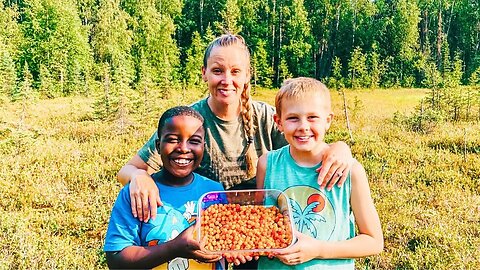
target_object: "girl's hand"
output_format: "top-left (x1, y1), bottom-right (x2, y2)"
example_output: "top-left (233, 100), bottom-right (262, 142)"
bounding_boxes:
top-left (129, 169), bottom-right (162, 222)
top-left (316, 141), bottom-right (354, 190)
top-left (274, 231), bottom-right (320, 265)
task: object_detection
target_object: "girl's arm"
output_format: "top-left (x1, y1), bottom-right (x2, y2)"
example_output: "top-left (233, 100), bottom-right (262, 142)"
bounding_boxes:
top-left (106, 226), bottom-right (222, 269)
top-left (117, 154), bottom-right (162, 222)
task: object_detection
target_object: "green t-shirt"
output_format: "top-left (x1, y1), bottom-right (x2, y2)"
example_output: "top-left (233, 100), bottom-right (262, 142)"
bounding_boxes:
top-left (138, 97), bottom-right (287, 190)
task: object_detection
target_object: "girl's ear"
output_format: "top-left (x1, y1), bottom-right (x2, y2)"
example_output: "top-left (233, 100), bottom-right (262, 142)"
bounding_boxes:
top-left (273, 113), bottom-right (283, 132)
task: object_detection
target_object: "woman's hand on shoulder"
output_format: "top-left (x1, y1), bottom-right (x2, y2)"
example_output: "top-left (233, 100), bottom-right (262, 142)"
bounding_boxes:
top-left (129, 169), bottom-right (162, 222)
top-left (316, 141), bottom-right (355, 190)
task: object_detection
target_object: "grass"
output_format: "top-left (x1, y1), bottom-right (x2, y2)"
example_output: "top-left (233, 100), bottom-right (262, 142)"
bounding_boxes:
top-left (0, 88), bottom-right (479, 269)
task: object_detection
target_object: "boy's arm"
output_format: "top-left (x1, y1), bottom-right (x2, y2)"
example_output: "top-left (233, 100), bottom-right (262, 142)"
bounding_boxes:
top-left (106, 226), bottom-right (222, 269)
top-left (318, 160), bottom-right (384, 258)
top-left (256, 154), bottom-right (268, 189)
top-left (274, 161), bottom-right (383, 263)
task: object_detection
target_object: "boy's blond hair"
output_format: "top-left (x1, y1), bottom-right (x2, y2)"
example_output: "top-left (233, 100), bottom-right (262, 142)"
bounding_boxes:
top-left (275, 77), bottom-right (331, 117)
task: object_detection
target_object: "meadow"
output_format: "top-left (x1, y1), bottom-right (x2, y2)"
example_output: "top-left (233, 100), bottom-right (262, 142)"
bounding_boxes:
top-left (0, 88), bottom-right (478, 269)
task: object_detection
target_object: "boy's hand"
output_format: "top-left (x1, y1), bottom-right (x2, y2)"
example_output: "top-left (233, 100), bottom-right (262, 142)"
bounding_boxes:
top-left (129, 169), bottom-right (162, 222)
top-left (175, 226), bottom-right (222, 263)
top-left (274, 231), bottom-right (319, 265)
top-left (316, 141), bottom-right (354, 190)
top-left (223, 252), bottom-right (258, 266)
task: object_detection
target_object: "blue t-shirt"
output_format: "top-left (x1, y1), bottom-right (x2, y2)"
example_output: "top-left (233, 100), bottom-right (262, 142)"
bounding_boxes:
top-left (104, 172), bottom-right (225, 270)
top-left (259, 146), bottom-right (355, 270)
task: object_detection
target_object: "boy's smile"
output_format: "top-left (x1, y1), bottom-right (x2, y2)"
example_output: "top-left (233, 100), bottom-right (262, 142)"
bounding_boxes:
top-left (157, 115), bottom-right (205, 186)
top-left (275, 95), bottom-right (333, 163)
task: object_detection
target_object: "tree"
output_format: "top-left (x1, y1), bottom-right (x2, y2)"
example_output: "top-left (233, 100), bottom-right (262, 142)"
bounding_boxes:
top-left (348, 46), bottom-right (367, 88)
top-left (91, 0), bottom-right (136, 123)
top-left (184, 31), bottom-right (206, 87)
top-left (215, 0), bottom-right (242, 33)
top-left (20, 0), bottom-right (92, 96)
top-left (252, 40), bottom-right (274, 87)
top-left (0, 42), bottom-right (17, 96)
top-left (13, 62), bottom-right (36, 128)
top-left (281, 0), bottom-right (313, 77)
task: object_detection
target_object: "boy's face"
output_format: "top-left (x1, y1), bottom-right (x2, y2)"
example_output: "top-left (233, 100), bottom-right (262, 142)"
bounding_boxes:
top-left (157, 115), bottom-right (205, 180)
top-left (202, 45), bottom-right (250, 107)
top-left (274, 94), bottom-right (333, 153)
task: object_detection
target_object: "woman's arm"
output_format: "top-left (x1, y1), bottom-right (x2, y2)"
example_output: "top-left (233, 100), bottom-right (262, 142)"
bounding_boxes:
top-left (117, 154), bottom-right (161, 222)
top-left (316, 141), bottom-right (355, 190)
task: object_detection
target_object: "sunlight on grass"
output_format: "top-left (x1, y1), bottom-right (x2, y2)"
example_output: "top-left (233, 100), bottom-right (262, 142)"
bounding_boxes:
top-left (0, 88), bottom-right (479, 269)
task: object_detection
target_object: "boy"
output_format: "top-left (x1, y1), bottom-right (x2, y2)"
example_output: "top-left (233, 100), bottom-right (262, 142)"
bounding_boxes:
top-left (104, 106), bottom-right (225, 269)
top-left (256, 77), bottom-right (384, 269)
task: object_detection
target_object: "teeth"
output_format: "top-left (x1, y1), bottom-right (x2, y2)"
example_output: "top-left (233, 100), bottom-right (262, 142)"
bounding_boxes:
top-left (173, 159), bottom-right (192, 165)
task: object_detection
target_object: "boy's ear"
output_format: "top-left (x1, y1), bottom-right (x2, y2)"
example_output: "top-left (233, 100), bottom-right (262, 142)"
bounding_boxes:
top-left (201, 66), bottom-right (207, 82)
top-left (325, 112), bottom-right (334, 131)
top-left (273, 113), bottom-right (283, 132)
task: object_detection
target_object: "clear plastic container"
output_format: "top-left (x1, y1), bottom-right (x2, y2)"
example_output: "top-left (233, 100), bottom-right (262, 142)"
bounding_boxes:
top-left (196, 189), bottom-right (295, 254)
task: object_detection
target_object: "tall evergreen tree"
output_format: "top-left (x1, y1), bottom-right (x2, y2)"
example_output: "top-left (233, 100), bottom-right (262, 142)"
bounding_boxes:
top-left (215, 0), bottom-right (242, 33)
top-left (252, 40), bottom-right (273, 87)
top-left (184, 31), bottom-right (206, 87)
top-left (281, 0), bottom-right (313, 77)
top-left (20, 0), bottom-right (92, 96)
top-left (91, 0), bottom-right (136, 122)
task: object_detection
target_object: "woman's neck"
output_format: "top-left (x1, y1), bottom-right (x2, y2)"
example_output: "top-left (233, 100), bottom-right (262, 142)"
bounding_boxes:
top-left (207, 97), bottom-right (241, 121)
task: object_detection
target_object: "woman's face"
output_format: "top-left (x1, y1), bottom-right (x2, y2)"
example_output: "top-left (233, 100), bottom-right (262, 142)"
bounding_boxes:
top-left (202, 45), bottom-right (250, 107)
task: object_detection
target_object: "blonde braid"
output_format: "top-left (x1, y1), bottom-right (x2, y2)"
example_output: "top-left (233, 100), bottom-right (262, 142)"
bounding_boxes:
top-left (204, 33), bottom-right (258, 178)
top-left (241, 81), bottom-right (257, 179)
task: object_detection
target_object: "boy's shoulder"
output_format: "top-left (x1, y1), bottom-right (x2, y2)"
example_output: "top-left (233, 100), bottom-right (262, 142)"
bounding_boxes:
top-left (193, 173), bottom-right (224, 190)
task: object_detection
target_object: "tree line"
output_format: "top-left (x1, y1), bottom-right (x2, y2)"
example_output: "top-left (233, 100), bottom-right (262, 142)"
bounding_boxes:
top-left (1, 0), bottom-right (479, 102)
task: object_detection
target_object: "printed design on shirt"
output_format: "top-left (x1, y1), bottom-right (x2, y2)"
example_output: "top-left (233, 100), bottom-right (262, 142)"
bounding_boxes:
top-left (145, 202), bottom-right (217, 270)
top-left (201, 142), bottom-right (248, 189)
top-left (284, 186), bottom-right (336, 240)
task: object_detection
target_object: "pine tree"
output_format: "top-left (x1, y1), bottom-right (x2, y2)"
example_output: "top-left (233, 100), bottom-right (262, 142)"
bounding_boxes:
top-left (20, 0), bottom-right (92, 97)
top-left (13, 62), bottom-right (36, 128)
top-left (185, 31), bottom-right (206, 87)
top-left (0, 42), bottom-right (17, 96)
top-left (252, 40), bottom-right (273, 87)
top-left (215, 0), bottom-right (242, 33)
top-left (348, 47), bottom-right (367, 88)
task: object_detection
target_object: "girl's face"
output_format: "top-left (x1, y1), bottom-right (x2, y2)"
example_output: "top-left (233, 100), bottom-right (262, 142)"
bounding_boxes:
top-left (202, 45), bottom-right (250, 107)
top-left (157, 115), bottom-right (205, 184)
top-left (274, 95), bottom-right (333, 154)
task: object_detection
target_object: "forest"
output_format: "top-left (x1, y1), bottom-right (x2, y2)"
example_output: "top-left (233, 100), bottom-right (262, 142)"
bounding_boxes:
top-left (1, 0), bottom-right (479, 101)
top-left (1, 0), bottom-right (480, 269)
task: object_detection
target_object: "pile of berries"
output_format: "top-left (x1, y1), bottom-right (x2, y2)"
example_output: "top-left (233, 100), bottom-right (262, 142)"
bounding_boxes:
top-left (200, 203), bottom-right (293, 252)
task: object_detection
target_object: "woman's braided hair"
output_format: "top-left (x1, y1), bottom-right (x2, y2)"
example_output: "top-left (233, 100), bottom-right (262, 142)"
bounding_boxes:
top-left (204, 34), bottom-right (257, 179)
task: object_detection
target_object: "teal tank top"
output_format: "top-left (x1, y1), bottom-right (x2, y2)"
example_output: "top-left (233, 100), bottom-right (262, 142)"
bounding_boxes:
top-left (258, 146), bottom-right (355, 270)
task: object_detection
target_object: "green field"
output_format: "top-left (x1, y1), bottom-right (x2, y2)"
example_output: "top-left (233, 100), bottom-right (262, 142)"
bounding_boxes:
top-left (0, 88), bottom-right (479, 269)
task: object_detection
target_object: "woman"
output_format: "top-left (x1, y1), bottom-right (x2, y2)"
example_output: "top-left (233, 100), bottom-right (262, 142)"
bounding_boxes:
top-left (117, 33), bottom-right (353, 224)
